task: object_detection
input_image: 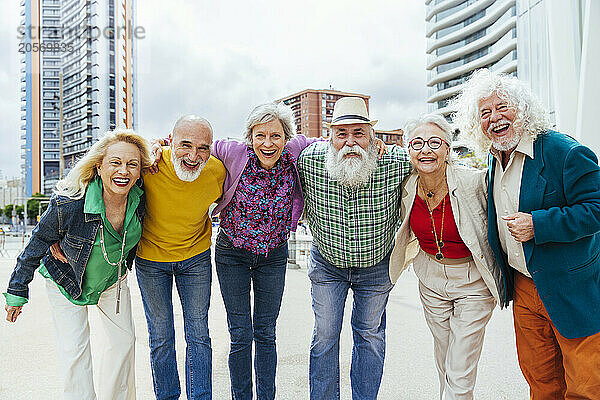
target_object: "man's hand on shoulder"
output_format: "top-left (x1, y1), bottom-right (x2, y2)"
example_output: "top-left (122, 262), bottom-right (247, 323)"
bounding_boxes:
top-left (148, 138), bottom-right (168, 174)
top-left (375, 138), bottom-right (387, 159)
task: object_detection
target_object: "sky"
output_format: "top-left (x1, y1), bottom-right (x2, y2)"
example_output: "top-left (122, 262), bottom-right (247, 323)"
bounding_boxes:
top-left (0, 0), bottom-right (427, 179)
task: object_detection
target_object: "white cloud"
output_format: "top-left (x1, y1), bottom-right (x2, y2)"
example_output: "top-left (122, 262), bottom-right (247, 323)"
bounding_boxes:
top-left (0, 1), bottom-right (427, 178)
top-left (0, 1), bottom-right (22, 179)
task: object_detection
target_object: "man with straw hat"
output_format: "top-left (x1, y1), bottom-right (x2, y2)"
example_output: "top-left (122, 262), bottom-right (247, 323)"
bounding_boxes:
top-left (298, 97), bottom-right (411, 400)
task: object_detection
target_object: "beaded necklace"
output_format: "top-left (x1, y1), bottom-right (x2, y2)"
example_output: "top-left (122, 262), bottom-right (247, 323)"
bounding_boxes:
top-left (418, 180), bottom-right (446, 261)
top-left (99, 223), bottom-right (127, 314)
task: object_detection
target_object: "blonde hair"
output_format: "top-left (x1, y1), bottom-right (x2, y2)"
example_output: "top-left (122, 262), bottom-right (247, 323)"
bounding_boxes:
top-left (451, 69), bottom-right (551, 153)
top-left (54, 129), bottom-right (152, 199)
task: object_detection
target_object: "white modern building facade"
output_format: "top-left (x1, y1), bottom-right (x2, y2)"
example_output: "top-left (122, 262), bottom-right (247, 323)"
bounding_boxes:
top-left (425, 0), bottom-right (517, 116)
top-left (425, 0), bottom-right (599, 154)
top-left (20, 0), bottom-right (137, 196)
top-left (518, 0), bottom-right (599, 153)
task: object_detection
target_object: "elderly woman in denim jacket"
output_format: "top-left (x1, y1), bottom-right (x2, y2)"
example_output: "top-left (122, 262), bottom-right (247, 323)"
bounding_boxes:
top-left (4, 130), bottom-right (151, 400)
top-left (389, 114), bottom-right (505, 400)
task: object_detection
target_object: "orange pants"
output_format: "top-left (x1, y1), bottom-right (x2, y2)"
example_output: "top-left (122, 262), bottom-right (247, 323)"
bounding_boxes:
top-left (513, 272), bottom-right (600, 399)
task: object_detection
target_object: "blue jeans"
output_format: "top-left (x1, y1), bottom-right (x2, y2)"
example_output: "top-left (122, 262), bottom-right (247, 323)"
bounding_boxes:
top-left (135, 249), bottom-right (212, 400)
top-left (215, 231), bottom-right (288, 400)
top-left (308, 245), bottom-right (394, 400)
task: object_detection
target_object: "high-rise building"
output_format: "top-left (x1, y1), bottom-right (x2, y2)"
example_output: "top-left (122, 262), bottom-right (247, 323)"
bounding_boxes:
top-left (425, 0), bottom-right (599, 155)
top-left (425, 0), bottom-right (518, 116)
top-left (20, 0), bottom-right (136, 196)
top-left (278, 89), bottom-right (370, 138)
top-left (517, 0), bottom-right (598, 153)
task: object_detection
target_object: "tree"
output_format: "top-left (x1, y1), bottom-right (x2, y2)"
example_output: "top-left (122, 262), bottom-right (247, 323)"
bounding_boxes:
top-left (15, 205), bottom-right (24, 219)
top-left (27, 193), bottom-right (50, 220)
top-left (3, 204), bottom-right (13, 219)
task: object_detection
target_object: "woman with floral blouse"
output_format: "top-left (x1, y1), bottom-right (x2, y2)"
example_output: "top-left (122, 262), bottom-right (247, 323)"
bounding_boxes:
top-left (152, 102), bottom-right (384, 399)
top-left (211, 102), bottom-right (315, 400)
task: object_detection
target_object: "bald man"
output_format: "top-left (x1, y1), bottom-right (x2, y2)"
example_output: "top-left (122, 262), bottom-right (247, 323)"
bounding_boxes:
top-left (135, 115), bottom-right (226, 400)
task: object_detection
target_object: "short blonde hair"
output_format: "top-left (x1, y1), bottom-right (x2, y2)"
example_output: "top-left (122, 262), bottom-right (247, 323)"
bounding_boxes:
top-left (55, 129), bottom-right (151, 199)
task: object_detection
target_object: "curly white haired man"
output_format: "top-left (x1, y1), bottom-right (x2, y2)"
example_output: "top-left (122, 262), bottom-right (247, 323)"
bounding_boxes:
top-left (453, 68), bottom-right (600, 399)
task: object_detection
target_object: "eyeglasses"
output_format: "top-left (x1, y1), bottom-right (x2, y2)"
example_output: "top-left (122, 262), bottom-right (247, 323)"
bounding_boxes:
top-left (408, 136), bottom-right (448, 151)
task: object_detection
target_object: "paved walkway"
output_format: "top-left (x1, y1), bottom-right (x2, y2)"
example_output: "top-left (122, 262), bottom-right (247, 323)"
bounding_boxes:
top-left (0, 249), bottom-right (528, 399)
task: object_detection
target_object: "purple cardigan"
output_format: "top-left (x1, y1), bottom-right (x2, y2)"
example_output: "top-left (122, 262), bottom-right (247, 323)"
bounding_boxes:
top-left (211, 135), bottom-right (321, 232)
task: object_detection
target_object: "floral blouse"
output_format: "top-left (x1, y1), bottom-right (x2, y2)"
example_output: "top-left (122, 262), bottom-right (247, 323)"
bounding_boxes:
top-left (220, 147), bottom-right (296, 255)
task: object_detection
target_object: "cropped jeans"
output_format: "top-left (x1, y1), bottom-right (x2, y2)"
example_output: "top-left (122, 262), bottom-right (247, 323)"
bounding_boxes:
top-left (215, 231), bottom-right (288, 400)
top-left (135, 249), bottom-right (212, 400)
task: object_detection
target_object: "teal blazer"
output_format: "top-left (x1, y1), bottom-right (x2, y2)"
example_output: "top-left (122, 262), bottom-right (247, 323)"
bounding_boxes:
top-left (488, 131), bottom-right (600, 339)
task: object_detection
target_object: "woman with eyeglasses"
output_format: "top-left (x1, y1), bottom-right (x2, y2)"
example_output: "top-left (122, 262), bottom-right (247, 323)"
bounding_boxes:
top-left (389, 114), bottom-right (505, 399)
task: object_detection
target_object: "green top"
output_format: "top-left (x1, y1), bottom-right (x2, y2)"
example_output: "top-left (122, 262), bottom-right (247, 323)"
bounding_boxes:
top-left (298, 142), bottom-right (411, 268)
top-left (3, 177), bottom-right (142, 307)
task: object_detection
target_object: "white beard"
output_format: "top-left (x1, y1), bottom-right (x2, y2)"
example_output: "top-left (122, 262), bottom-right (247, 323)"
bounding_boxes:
top-left (171, 150), bottom-right (206, 182)
top-left (325, 142), bottom-right (378, 187)
top-left (488, 119), bottom-right (521, 152)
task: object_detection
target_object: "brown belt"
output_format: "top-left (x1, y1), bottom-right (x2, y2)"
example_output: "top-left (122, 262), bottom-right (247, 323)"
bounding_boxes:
top-left (424, 252), bottom-right (473, 266)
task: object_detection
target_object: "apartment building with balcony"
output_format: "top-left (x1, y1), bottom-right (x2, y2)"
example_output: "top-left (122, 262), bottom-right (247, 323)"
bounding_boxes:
top-left (20, 0), bottom-right (136, 196)
top-left (425, 0), bottom-right (518, 116)
top-left (278, 89), bottom-right (370, 138)
top-left (374, 129), bottom-right (404, 146)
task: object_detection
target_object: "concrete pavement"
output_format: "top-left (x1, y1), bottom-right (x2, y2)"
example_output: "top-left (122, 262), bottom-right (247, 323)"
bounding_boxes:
top-left (0, 244), bottom-right (528, 399)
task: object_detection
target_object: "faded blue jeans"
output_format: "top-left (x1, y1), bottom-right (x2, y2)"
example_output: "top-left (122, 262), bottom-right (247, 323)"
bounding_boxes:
top-left (135, 249), bottom-right (212, 400)
top-left (308, 245), bottom-right (394, 400)
top-left (215, 231), bottom-right (288, 400)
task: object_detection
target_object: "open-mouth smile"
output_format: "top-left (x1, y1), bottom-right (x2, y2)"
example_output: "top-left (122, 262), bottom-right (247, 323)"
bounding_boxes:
top-left (490, 122), bottom-right (510, 136)
top-left (182, 158), bottom-right (200, 169)
top-left (260, 149), bottom-right (277, 157)
top-left (112, 177), bottom-right (131, 187)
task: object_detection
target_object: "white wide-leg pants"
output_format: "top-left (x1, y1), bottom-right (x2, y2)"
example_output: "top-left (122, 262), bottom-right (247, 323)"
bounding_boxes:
top-left (45, 277), bottom-right (136, 400)
top-left (413, 251), bottom-right (495, 400)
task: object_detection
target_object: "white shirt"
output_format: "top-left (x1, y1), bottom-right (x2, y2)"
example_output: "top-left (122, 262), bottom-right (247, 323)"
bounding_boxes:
top-left (491, 137), bottom-right (534, 278)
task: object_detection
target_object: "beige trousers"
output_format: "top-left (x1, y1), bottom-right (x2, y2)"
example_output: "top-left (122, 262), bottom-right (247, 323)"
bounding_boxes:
top-left (45, 277), bottom-right (136, 400)
top-left (413, 251), bottom-right (496, 400)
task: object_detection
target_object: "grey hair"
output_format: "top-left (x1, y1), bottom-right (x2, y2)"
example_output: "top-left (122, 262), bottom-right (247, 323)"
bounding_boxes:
top-left (173, 115), bottom-right (213, 137)
top-left (450, 68), bottom-right (551, 153)
top-left (404, 113), bottom-right (454, 145)
top-left (404, 113), bottom-right (456, 164)
top-left (244, 102), bottom-right (296, 145)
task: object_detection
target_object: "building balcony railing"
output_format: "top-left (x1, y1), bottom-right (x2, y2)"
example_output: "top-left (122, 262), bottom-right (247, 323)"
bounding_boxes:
top-left (427, 0), bottom-right (516, 52)
top-left (427, 16), bottom-right (516, 69)
top-left (427, 0), bottom-right (494, 37)
top-left (427, 38), bottom-right (516, 86)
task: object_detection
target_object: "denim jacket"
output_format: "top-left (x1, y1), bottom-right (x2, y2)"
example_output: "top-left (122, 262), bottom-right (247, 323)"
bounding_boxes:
top-left (6, 184), bottom-right (145, 300)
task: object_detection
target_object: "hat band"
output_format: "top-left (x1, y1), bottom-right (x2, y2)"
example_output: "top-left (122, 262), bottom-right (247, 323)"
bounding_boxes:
top-left (331, 114), bottom-right (370, 123)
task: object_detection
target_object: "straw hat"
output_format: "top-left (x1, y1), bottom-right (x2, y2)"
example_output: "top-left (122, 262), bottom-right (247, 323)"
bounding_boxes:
top-left (326, 97), bottom-right (378, 128)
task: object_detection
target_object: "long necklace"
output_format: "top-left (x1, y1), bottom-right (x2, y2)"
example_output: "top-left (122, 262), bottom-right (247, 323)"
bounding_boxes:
top-left (99, 223), bottom-right (127, 314)
top-left (420, 176), bottom-right (445, 199)
top-left (419, 180), bottom-right (446, 261)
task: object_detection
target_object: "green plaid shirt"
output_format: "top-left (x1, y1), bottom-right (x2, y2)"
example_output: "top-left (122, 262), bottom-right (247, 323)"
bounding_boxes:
top-left (298, 142), bottom-right (411, 268)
